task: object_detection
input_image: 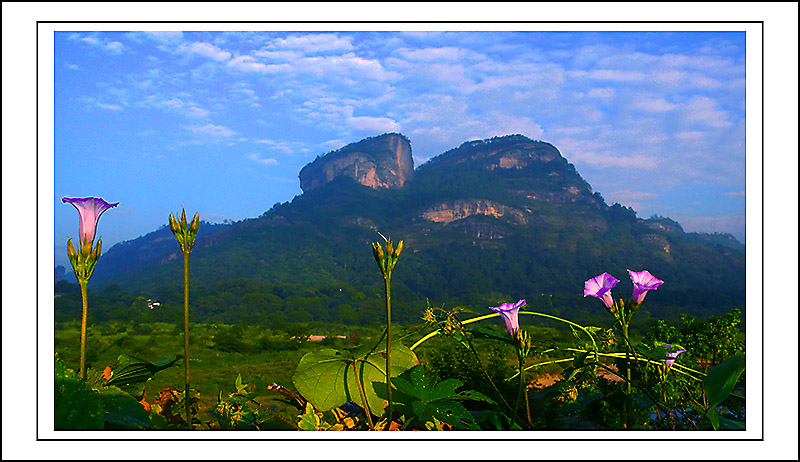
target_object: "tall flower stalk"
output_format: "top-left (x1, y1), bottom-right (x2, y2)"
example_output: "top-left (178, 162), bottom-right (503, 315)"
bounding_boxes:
top-left (371, 233), bottom-right (403, 430)
top-left (62, 197), bottom-right (118, 379)
top-left (169, 208), bottom-right (199, 429)
top-left (490, 299), bottom-right (530, 427)
top-left (584, 269), bottom-right (664, 429)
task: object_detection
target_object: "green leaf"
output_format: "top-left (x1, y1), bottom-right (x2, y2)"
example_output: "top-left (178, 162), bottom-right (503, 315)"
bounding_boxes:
top-left (292, 343), bottom-right (418, 414)
top-left (54, 355), bottom-right (104, 430)
top-left (703, 353), bottom-right (745, 408)
top-left (428, 400), bottom-right (480, 430)
top-left (473, 410), bottom-right (522, 430)
top-left (635, 342), bottom-right (672, 361)
top-left (389, 365), bottom-right (489, 430)
top-left (297, 402), bottom-right (321, 431)
top-left (706, 407), bottom-right (720, 431)
top-left (105, 354), bottom-right (181, 397)
top-left (457, 389), bottom-right (496, 405)
top-left (98, 386), bottom-right (152, 429)
top-left (717, 415), bottom-right (746, 430)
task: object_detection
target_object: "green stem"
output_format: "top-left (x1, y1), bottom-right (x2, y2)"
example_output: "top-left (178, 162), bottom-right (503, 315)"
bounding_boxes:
top-left (183, 251), bottom-right (191, 429)
top-left (513, 353), bottom-right (525, 428)
top-left (384, 275), bottom-right (392, 430)
top-left (79, 280), bottom-right (88, 380)
top-left (520, 311), bottom-right (599, 354)
top-left (463, 334), bottom-right (514, 414)
top-left (353, 361), bottom-right (375, 430)
top-left (558, 349), bottom-right (705, 380)
top-left (622, 322), bottom-right (633, 429)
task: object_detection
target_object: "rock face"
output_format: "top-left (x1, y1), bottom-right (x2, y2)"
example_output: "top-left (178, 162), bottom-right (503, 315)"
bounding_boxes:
top-left (421, 199), bottom-right (527, 225)
top-left (299, 133), bottom-right (414, 192)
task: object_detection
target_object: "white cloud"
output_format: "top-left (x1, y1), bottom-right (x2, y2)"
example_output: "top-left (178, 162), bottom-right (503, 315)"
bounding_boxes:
top-left (396, 46), bottom-right (471, 62)
top-left (246, 153), bottom-right (278, 165)
top-left (587, 69), bottom-right (646, 82)
top-left (604, 189), bottom-right (657, 210)
top-left (586, 87), bottom-right (615, 100)
top-left (226, 55), bottom-right (291, 73)
top-left (186, 123), bottom-right (237, 138)
top-left (631, 97), bottom-right (677, 113)
top-left (179, 42), bottom-right (231, 62)
top-left (255, 139), bottom-right (297, 154)
top-left (253, 49), bottom-right (304, 61)
top-left (72, 34), bottom-right (126, 54)
top-left (139, 95), bottom-right (210, 118)
top-left (272, 33), bottom-right (354, 53)
top-left (347, 114), bottom-right (400, 132)
top-left (675, 131), bottom-right (706, 141)
top-left (683, 96), bottom-right (733, 128)
top-left (78, 96), bottom-right (123, 111)
top-left (298, 53), bottom-right (399, 81)
top-left (142, 31), bottom-right (184, 44)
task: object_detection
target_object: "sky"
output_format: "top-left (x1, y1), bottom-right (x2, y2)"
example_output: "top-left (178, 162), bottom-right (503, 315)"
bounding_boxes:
top-left (53, 29), bottom-right (747, 267)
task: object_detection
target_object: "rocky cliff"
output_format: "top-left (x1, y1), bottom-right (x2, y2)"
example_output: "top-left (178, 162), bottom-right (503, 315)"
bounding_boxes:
top-left (421, 199), bottom-right (527, 225)
top-left (299, 133), bottom-right (414, 192)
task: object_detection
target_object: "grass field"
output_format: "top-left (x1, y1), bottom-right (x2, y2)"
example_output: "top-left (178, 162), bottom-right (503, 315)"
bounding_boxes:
top-left (54, 319), bottom-right (584, 428)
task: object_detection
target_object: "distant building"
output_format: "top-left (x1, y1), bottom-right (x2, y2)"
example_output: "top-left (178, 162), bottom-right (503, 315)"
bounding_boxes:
top-left (147, 299), bottom-right (161, 309)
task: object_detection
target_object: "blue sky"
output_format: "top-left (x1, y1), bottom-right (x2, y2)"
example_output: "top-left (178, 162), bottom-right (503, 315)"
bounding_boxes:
top-left (53, 30), bottom-right (747, 267)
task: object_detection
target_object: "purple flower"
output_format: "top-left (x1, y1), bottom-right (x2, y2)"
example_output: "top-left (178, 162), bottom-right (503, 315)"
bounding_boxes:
top-left (489, 299), bottom-right (526, 335)
top-left (628, 269), bottom-right (664, 304)
top-left (62, 197), bottom-right (119, 246)
top-left (584, 273), bottom-right (619, 310)
top-left (661, 344), bottom-right (686, 370)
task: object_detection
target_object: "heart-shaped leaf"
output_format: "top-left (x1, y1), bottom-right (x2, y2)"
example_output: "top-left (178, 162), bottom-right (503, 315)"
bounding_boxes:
top-left (292, 343), bottom-right (418, 414)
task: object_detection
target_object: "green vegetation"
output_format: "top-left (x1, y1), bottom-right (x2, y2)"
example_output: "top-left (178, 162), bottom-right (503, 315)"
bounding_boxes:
top-left (84, 134), bottom-right (744, 326)
top-left (53, 134), bottom-right (746, 431)
top-left (53, 304), bottom-right (744, 430)
top-left (54, 319), bottom-right (384, 428)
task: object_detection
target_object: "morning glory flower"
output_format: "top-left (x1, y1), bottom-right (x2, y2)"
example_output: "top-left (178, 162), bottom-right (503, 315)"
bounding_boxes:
top-left (62, 197), bottom-right (119, 246)
top-left (661, 344), bottom-right (686, 370)
top-left (489, 299), bottom-right (526, 336)
top-left (628, 269), bottom-right (664, 304)
top-left (584, 272), bottom-right (619, 310)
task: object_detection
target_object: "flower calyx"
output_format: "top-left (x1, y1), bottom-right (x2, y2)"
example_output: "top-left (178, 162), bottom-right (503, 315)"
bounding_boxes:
top-left (372, 232), bottom-right (403, 278)
top-left (169, 207), bottom-right (200, 254)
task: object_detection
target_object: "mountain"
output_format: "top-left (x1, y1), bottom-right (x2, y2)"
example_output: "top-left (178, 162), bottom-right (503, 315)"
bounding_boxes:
top-left (299, 133), bottom-right (414, 191)
top-left (81, 133), bottom-right (745, 326)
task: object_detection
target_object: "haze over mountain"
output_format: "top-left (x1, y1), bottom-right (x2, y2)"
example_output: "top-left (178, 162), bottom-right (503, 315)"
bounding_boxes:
top-left (79, 133), bottom-right (745, 324)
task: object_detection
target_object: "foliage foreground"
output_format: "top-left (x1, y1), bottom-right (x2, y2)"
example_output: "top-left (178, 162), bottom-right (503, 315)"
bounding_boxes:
top-left (55, 198), bottom-right (745, 431)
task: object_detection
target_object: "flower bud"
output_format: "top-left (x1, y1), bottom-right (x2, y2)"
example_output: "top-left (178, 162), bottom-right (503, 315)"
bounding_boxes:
top-left (516, 330), bottom-right (532, 357)
top-left (181, 208), bottom-right (188, 230)
top-left (67, 238), bottom-right (78, 266)
top-left (189, 213), bottom-right (200, 235)
top-left (372, 242), bottom-right (385, 263)
top-left (92, 237), bottom-right (103, 261)
top-left (169, 214), bottom-right (180, 235)
top-left (392, 240), bottom-right (404, 259)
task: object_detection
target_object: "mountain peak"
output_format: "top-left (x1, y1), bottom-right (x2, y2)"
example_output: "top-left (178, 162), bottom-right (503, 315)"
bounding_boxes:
top-left (299, 133), bottom-right (414, 192)
top-left (418, 134), bottom-right (562, 171)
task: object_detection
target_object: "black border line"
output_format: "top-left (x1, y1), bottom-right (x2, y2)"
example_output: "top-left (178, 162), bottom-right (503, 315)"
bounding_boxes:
top-left (39, 20), bottom-right (764, 443)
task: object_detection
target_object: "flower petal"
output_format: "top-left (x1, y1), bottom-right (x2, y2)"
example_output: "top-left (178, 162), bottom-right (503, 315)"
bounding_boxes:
top-left (62, 197), bottom-right (119, 244)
